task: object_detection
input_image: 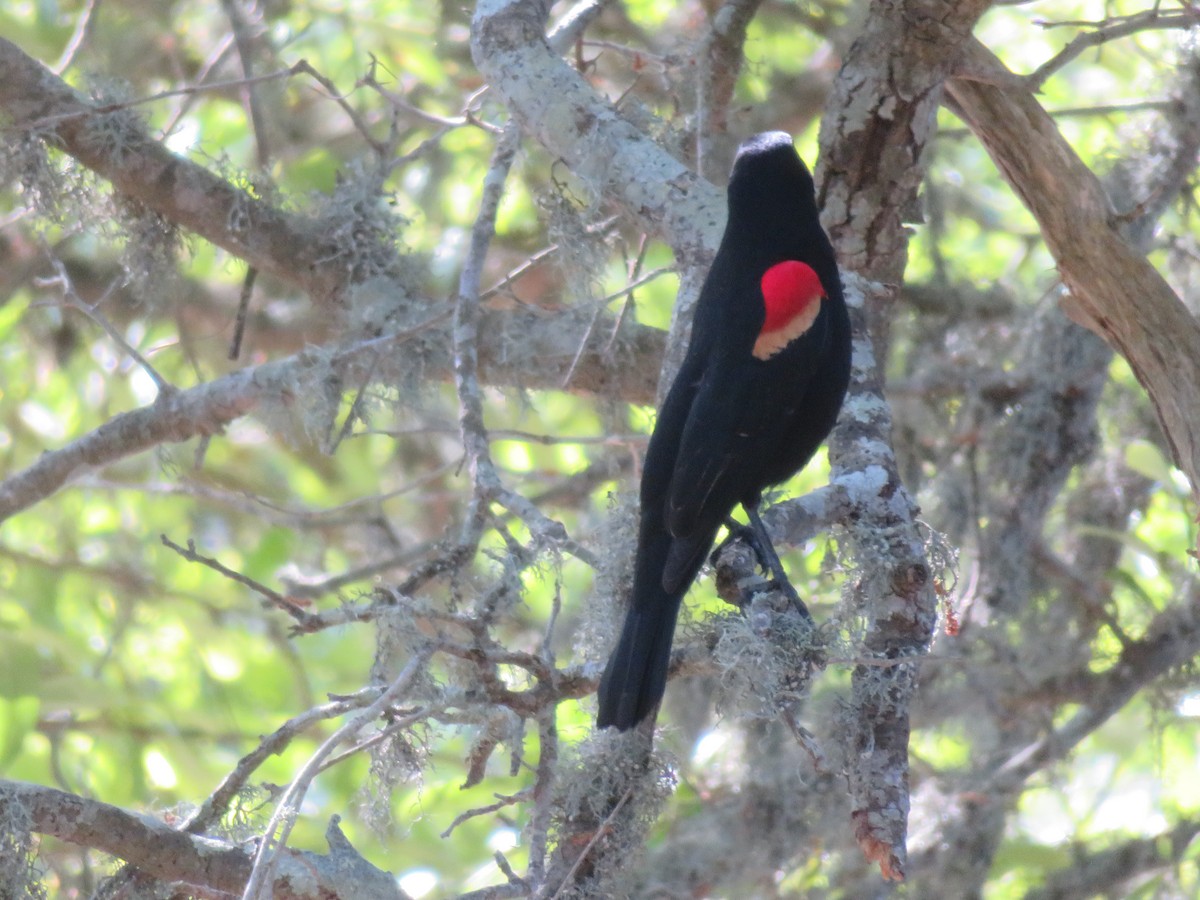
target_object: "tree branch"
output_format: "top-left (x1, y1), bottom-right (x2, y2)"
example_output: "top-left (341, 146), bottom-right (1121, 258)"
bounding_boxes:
top-left (814, 0), bottom-right (992, 880)
top-left (1026, 9), bottom-right (1199, 92)
top-left (0, 297), bottom-right (668, 526)
top-left (0, 37), bottom-right (347, 305)
top-left (0, 779), bottom-right (405, 899)
top-left (1025, 819), bottom-right (1200, 900)
top-left (946, 37), bottom-right (1200, 505)
top-left (469, 0), bottom-right (723, 261)
top-left (0, 35), bottom-right (663, 417)
top-left (470, 0), bottom-right (725, 391)
top-left (242, 651), bottom-right (431, 899)
top-left (987, 588), bottom-right (1200, 790)
top-left (695, 0), bottom-right (764, 178)
top-left (0, 325), bottom-right (437, 525)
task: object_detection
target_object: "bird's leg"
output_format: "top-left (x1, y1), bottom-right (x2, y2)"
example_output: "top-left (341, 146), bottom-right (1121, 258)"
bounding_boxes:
top-left (744, 504), bottom-right (812, 621)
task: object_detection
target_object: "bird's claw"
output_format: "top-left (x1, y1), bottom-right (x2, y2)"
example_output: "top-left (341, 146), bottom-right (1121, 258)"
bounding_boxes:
top-left (714, 514), bottom-right (813, 621)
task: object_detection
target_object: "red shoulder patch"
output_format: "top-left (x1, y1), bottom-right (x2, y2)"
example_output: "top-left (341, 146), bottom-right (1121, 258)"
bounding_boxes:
top-left (755, 260), bottom-right (825, 360)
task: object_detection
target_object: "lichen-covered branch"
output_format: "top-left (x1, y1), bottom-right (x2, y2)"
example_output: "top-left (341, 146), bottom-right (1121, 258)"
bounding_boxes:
top-left (696, 0), bottom-right (764, 177)
top-left (470, 0), bottom-right (723, 261)
top-left (0, 327), bottom-right (435, 525)
top-left (0, 35), bottom-right (663, 416)
top-left (242, 652), bottom-right (431, 899)
top-left (470, 0), bottom-right (726, 389)
top-left (827, 276), bottom-right (935, 883)
top-left (0, 37), bottom-right (347, 305)
top-left (812, 0), bottom-right (992, 880)
top-left (0, 779), bottom-right (405, 899)
top-left (818, 0), bottom-right (993, 286)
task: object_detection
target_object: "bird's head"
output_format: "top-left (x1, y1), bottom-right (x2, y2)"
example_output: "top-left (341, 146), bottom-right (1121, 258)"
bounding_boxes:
top-left (726, 131), bottom-right (819, 225)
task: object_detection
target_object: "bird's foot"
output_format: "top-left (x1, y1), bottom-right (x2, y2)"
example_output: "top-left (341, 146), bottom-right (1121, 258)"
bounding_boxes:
top-left (716, 511), bottom-right (812, 621)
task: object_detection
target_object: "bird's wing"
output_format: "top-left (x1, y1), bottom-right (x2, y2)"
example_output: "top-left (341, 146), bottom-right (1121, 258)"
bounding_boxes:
top-left (659, 310), bottom-right (830, 593)
top-left (658, 361), bottom-right (753, 590)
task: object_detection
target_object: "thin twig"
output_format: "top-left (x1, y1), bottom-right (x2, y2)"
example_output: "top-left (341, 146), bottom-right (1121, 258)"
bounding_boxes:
top-left (441, 789), bottom-right (534, 838)
top-left (220, 0), bottom-right (273, 166)
top-left (1027, 9), bottom-right (1197, 91)
top-left (452, 119), bottom-right (522, 552)
top-left (35, 258), bottom-right (172, 394)
top-left (450, 123), bottom-right (597, 563)
top-left (317, 704), bottom-right (445, 774)
top-left (293, 58), bottom-right (389, 155)
top-left (53, 0), bottom-right (102, 74)
top-left (24, 63), bottom-right (312, 131)
top-left (160, 533), bottom-right (319, 629)
top-left (182, 694), bottom-right (373, 834)
top-left (161, 32), bottom-right (237, 138)
top-left (229, 266), bottom-right (258, 359)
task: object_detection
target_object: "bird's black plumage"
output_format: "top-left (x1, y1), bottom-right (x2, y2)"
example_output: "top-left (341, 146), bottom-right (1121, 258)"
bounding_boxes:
top-left (596, 132), bottom-right (851, 730)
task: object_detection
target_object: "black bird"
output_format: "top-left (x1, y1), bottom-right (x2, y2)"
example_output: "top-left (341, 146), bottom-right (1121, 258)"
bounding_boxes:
top-left (596, 132), bottom-right (851, 730)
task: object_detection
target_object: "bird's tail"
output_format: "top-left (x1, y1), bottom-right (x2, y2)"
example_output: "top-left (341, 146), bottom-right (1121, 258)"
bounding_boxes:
top-left (596, 598), bottom-right (682, 730)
